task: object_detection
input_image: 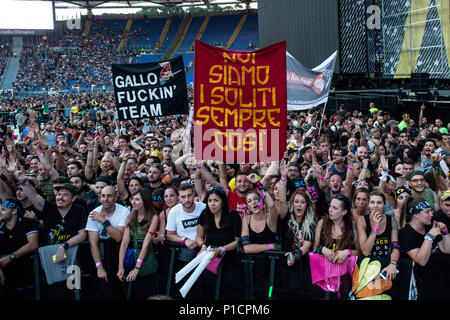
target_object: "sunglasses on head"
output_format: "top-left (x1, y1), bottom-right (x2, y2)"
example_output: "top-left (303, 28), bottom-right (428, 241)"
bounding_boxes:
top-left (208, 185), bottom-right (224, 192)
top-left (1, 200), bottom-right (22, 211)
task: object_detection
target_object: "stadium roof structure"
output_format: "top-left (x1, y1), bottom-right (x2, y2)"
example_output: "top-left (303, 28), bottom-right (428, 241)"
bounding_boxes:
top-left (55, 0), bottom-right (257, 9)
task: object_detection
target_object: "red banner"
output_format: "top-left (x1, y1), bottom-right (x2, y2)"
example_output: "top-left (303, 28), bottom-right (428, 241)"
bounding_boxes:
top-left (193, 40), bottom-right (287, 164)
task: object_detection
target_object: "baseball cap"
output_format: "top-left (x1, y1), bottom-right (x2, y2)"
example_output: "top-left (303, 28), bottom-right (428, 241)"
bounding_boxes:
top-left (54, 183), bottom-right (78, 196)
top-left (394, 187), bottom-right (411, 200)
top-left (441, 190), bottom-right (450, 202)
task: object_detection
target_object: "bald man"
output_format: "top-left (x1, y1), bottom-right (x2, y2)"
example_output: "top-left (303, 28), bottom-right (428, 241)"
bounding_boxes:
top-left (86, 186), bottom-right (130, 299)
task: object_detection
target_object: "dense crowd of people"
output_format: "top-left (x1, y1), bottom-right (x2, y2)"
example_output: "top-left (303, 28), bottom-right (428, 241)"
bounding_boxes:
top-left (0, 88), bottom-right (448, 301)
top-left (6, 19), bottom-right (135, 93)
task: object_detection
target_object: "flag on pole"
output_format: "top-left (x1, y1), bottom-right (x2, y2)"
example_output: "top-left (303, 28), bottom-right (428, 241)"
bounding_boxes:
top-left (286, 51), bottom-right (337, 110)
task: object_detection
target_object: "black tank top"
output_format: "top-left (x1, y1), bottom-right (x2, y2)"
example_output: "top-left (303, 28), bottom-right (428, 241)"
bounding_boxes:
top-left (248, 216), bottom-right (277, 244)
top-left (364, 214), bottom-right (393, 257)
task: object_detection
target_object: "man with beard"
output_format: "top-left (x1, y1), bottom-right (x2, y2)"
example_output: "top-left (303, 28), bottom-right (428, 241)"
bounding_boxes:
top-left (86, 186), bottom-right (129, 299)
top-left (0, 198), bottom-right (39, 299)
top-left (420, 139), bottom-right (437, 170)
top-left (329, 148), bottom-right (348, 180)
top-left (15, 180), bottom-right (45, 226)
top-left (434, 191), bottom-right (450, 230)
top-left (166, 184), bottom-right (206, 264)
top-left (198, 164), bottom-right (255, 219)
top-left (40, 183), bottom-right (87, 299)
top-left (321, 173), bottom-right (344, 206)
top-left (287, 162), bottom-right (301, 181)
top-left (66, 160), bottom-right (83, 178)
top-left (408, 170), bottom-right (439, 211)
top-left (146, 163), bottom-right (166, 194)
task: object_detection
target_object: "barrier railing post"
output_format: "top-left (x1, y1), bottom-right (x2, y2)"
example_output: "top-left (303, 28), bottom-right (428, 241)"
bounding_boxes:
top-left (267, 255), bottom-right (278, 300)
top-left (32, 253), bottom-right (40, 300)
top-left (214, 260), bottom-right (223, 300)
top-left (165, 244), bottom-right (178, 296)
top-left (242, 255), bottom-right (254, 300)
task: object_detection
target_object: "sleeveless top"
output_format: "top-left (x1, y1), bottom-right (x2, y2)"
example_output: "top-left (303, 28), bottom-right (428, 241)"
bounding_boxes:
top-left (364, 214), bottom-right (393, 258)
top-left (248, 215), bottom-right (277, 244)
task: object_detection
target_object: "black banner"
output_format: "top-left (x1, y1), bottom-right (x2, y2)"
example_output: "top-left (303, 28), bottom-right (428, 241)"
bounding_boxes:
top-left (112, 55), bottom-right (188, 120)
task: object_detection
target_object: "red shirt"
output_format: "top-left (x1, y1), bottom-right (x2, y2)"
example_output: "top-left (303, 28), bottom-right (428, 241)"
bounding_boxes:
top-left (227, 191), bottom-right (249, 219)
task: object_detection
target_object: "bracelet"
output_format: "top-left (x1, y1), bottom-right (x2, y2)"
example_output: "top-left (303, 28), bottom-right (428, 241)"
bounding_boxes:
top-left (197, 165), bottom-right (203, 169)
top-left (280, 178), bottom-right (287, 183)
top-left (137, 259), bottom-right (143, 264)
top-left (348, 249), bottom-right (352, 256)
top-left (424, 233), bottom-right (436, 242)
top-left (267, 244), bottom-right (272, 250)
top-left (442, 229), bottom-right (449, 235)
top-left (348, 167), bottom-right (353, 170)
top-left (389, 259), bottom-right (398, 266)
top-left (95, 261), bottom-right (102, 268)
top-left (180, 237), bottom-right (186, 244)
top-left (37, 152), bottom-right (44, 157)
top-left (135, 266), bottom-right (140, 270)
top-left (372, 227), bottom-right (379, 233)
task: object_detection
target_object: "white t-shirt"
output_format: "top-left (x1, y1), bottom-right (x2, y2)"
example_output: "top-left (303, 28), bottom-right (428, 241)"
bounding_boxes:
top-left (85, 203), bottom-right (130, 240)
top-left (165, 202), bottom-right (206, 241)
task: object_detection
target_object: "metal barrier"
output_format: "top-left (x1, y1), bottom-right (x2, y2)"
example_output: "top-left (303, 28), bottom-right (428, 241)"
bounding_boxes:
top-left (0, 241), bottom-right (414, 300)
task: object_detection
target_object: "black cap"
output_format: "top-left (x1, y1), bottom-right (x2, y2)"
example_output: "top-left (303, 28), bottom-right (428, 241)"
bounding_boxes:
top-left (54, 183), bottom-right (78, 196)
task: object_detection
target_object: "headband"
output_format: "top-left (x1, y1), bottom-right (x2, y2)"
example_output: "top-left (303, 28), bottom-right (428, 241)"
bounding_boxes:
top-left (408, 201), bottom-right (432, 215)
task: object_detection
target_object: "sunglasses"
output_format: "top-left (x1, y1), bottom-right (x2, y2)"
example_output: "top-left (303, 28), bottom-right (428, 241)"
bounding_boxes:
top-left (1, 200), bottom-right (22, 211)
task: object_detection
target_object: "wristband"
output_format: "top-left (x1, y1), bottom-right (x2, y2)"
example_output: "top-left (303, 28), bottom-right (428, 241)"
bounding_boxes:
top-left (320, 176), bottom-right (325, 180)
top-left (372, 227), bottom-right (379, 233)
top-left (348, 249), bottom-right (352, 256)
top-left (280, 178), bottom-right (287, 183)
top-left (348, 167), bottom-right (353, 170)
top-left (96, 261), bottom-right (102, 268)
top-left (442, 229), bottom-right (449, 235)
top-left (267, 244), bottom-right (272, 250)
top-left (180, 237), bottom-right (186, 244)
top-left (137, 259), bottom-right (143, 264)
top-left (37, 152), bottom-right (44, 157)
top-left (197, 165), bottom-right (203, 169)
top-left (424, 233), bottom-right (436, 242)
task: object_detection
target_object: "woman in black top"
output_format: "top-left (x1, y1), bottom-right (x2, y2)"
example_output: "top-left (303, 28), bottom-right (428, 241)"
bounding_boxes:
top-left (240, 188), bottom-right (278, 253)
top-left (356, 189), bottom-right (400, 280)
top-left (278, 188), bottom-right (317, 298)
top-left (196, 188), bottom-right (241, 260)
top-left (313, 194), bottom-right (360, 299)
top-left (398, 198), bottom-right (450, 300)
top-left (240, 177), bottom-right (278, 300)
top-left (195, 187), bottom-right (241, 299)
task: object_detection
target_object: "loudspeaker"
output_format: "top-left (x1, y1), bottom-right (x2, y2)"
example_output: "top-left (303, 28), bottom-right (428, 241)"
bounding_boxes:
top-left (411, 73), bottom-right (429, 92)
